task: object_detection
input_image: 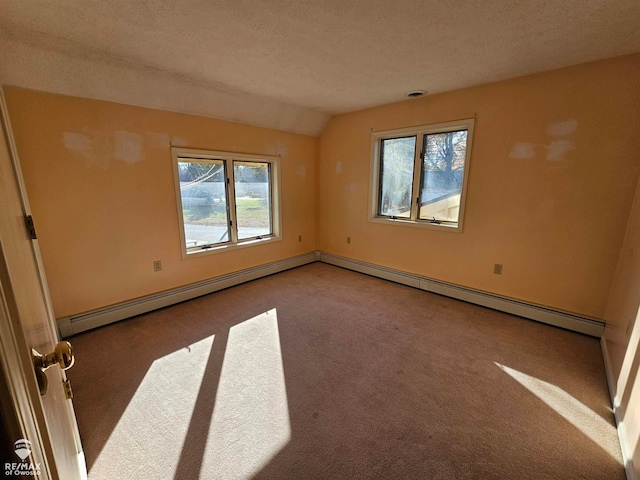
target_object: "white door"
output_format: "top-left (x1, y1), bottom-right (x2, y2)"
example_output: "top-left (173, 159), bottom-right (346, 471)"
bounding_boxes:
top-left (0, 87), bottom-right (86, 480)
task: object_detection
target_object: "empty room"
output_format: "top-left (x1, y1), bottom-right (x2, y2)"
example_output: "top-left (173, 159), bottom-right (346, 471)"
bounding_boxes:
top-left (1, 1), bottom-right (640, 479)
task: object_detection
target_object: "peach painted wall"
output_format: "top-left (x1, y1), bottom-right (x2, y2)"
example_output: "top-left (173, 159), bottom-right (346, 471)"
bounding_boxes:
top-left (5, 88), bottom-right (317, 318)
top-left (604, 170), bottom-right (640, 478)
top-left (317, 53), bottom-right (640, 319)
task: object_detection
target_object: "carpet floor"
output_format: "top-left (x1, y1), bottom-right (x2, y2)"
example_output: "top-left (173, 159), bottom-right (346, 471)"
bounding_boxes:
top-left (67, 263), bottom-right (624, 479)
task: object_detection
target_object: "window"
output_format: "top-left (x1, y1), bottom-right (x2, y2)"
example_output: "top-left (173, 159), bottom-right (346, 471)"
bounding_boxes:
top-left (171, 148), bottom-right (280, 256)
top-left (370, 118), bottom-right (474, 231)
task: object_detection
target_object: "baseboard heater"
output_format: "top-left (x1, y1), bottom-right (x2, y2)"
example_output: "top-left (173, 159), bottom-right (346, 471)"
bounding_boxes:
top-left (57, 252), bottom-right (320, 338)
top-left (319, 253), bottom-right (605, 337)
top-left (58, 250), bottom-right (604, 338)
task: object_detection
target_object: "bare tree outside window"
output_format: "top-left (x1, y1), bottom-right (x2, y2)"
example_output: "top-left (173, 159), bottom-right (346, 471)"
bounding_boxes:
top-left (420, 130), bottom-right (468, 222)
top-left (371, 119), bottom-right (474, 230)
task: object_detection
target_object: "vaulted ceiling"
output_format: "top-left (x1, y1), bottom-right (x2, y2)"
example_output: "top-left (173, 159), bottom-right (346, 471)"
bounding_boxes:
top-left (1, 1), bottom-right (639, 136)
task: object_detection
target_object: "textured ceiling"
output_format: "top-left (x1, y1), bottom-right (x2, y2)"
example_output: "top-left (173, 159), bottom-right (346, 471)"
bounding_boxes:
top-left (1, 1), bottom-right (640, 136)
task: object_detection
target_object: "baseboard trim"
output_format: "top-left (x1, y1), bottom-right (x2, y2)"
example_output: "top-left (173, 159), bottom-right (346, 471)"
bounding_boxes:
top-left (57, 252), bottom-right (318, 338)
top-left (58, 250), bottom-right (605, 339)
top-left (319, 253), bottom-right (605, 337)
top-left (601, 336), bottom-right (638, 480)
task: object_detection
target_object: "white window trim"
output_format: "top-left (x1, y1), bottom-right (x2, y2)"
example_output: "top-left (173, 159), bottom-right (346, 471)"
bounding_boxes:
top-left (368, 118), bottom-right (475, 233)
top-left (171, 147), bottom-right (281, 259)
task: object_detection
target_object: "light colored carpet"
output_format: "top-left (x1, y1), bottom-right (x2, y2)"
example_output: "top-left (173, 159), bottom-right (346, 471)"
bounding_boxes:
top-left (67, 263), bottom-right (624, 479)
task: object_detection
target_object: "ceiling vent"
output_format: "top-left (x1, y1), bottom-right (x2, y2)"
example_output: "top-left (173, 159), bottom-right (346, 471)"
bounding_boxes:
top-left (406, 90), bottom-right (427, 98)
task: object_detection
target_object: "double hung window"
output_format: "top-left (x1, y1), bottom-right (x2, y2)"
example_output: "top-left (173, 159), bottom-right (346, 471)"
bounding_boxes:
top-left (371, 118), bottom-right (474, 231)
top-left (171, 148), bottom-right (280, 256)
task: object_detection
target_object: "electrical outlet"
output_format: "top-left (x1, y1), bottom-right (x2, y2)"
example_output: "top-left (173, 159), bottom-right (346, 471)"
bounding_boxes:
top-left (298, 235), bottom-right (302, 242)
top-left (347, 236), bottom-right (351, 244)
top-left (153, 260), bottom-right (162, 272)
top-left (493, 264), bottom-right (503, 275)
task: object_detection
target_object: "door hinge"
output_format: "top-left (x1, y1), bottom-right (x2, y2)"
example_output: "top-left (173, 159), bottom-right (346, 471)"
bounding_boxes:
top-left (24, 215), bottom-right (37, 239)
top-left (62, 379), bottom-right (73, 400)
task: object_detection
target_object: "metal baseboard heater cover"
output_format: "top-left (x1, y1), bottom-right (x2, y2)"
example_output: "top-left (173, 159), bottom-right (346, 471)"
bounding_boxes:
top-left (58, 250), bottom-right (604, 338)
top-left (57, 252), bottom-right (320, 337)
top-left (319, 253), bottom-right (604, 337)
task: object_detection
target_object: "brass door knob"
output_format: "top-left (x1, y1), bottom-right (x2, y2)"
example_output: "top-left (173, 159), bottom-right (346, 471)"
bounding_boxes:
top-left (32, 341), bottom-right (75, 395)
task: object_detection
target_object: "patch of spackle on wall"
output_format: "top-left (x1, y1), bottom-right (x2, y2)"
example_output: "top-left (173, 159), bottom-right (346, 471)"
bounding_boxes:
top-left (509, 142), bottom-right (536, 160)
top-left (296, 165), bottom-right (306, 177)
top-left (546, 140), bottom-right (575, 162)
top-left (63, 130), bottom-right (146, 168)
top-left (115, 131), bottom-right (143, 164)
top-left (63, 132), bottom-right (92, 152)
top-left (508, 119), bottom-right (577, 163)
top-left (62, 130), bottom-right (109, 169)
top-left (545, 119), bottom-right (577, 162)
top-left (335, 161), bottom-right (343, 174)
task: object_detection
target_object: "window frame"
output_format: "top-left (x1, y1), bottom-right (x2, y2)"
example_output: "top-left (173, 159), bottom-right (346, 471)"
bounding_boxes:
top-left (171, 147), bottom-right (281, 258)
top-left (369, 118), bottom-right (475, 232)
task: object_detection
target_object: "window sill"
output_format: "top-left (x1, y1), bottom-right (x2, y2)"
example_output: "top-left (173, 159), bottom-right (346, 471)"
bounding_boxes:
top-left (368, 216), bottom-right (462, 233)
top-left (183, 235), bottom-right (281, 259)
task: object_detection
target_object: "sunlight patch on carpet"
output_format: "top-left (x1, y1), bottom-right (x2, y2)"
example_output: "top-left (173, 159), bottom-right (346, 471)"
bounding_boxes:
top-left (89, 335), bottom-right (215, 478)
top-left (202, 308), bottom-right (290, 478)
top-left (495, 363), bottom-right (621, 461)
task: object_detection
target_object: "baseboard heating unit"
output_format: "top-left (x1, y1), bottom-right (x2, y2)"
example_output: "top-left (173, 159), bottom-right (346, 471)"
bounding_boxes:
top-left (58, 250), bottom-right (604, 338)
top-left (319, 253), bottom-right (604, 337)
top-left (57, 252), bottom-right (319, 337)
